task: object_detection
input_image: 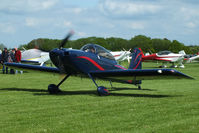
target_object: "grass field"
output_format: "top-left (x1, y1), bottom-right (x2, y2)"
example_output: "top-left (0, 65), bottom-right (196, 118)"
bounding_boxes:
top-left (0, 62), bottom-right (199, 133)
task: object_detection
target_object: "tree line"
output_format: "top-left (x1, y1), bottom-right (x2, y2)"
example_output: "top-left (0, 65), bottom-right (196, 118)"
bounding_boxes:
top-left (17, 35), bottom-right (199, 54)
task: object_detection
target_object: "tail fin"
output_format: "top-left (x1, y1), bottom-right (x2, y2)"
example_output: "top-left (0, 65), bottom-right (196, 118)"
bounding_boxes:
top-left (128, 48), bottom-right (143, 69)
top-left (179, 50), bottom-right (186, 55)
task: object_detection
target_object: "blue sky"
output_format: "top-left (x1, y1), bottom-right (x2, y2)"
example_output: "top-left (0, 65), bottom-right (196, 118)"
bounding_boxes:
top-left (0, 0), bottom-right (199, 48)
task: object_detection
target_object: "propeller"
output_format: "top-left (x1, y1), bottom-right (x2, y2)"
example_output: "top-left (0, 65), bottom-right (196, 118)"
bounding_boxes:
top-left (59, 30), bottom-right (74, 49)
top-left (122, 48), bottom-right (131, 52)
top-left (122, 48), bottom-right (132, 63)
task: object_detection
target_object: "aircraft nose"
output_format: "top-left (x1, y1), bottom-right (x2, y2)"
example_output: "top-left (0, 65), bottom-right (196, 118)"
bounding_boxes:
top-left (64, 51), bottom-right (70, 56)
top-left (49, 49), bottom-right (78, 74)
top-left (49, 49), bottom-right (64, 68)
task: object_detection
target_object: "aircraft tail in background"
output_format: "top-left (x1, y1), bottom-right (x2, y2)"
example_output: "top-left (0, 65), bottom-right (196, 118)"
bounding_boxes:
top-left (128, 48), bottom-right (143, 69)
top-left (179, 50), bottom-right (186, 55)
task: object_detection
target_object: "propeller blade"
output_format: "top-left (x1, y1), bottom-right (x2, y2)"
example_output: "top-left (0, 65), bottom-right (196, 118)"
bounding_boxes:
top-left (59, 30), bottom-right (74, 49)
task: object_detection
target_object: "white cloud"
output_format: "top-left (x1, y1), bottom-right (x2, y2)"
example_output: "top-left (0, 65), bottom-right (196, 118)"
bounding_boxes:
top-left (180, 7), bottom-right (199, 21)
top-left (0, 0), bottom-right (58, 13)
top-left (25, 18), bottom-right (38, 27)
top-left (173, 6), bottom-right (199, 31)
top-left (128, 22), bottom-right (145, 30)
top-left (186, 22), bottom-right (196, 28)
top-left (73, 8), bottom-right (84, 14)
top-left (1, 0), bottom-right (199, 47)
top-left (63, 21), bottom-right (72, 27)
top-left (0, 22), bottom-right (16, 34)
top-left (99, 0), bottom-right (161, 17)
top-left (77, 31), bottom-right (87, 37)
top-left (40, 0), bottom-right (57, 9)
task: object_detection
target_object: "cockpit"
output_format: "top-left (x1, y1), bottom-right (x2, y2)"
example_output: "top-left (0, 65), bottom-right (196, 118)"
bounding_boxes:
top-left (80, 44), bottom-right (115, 60)
top-left (157, 51), bottom-right (172, 55)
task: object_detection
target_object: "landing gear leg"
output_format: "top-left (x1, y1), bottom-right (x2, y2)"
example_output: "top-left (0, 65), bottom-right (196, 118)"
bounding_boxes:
top-left (88, 74), bottom-right (110, 96)
top-left (136, 80), bottom-right (142, 90)
top-left (48, 74), bottom-right (71, 94)
top-left (109, 80), bottom-right (113, 88)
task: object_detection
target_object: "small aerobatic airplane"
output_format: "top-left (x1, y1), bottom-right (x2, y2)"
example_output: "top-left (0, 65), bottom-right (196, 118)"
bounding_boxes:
top-left (141, 50), bottom-right (185, 68)
top-left (21, 49), bottom-right (50, 66)
top-left (5, 32), bottom-right (193, 96)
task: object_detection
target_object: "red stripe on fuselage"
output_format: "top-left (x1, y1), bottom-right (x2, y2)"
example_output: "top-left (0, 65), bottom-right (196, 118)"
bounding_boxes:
top-left (115, 65), bottom-right (127, 70)
top-left (114, 54), bottom-right (122, 57)
top-left (132, 51), bottom-right (142, 69)
top-left (77, 56), bottom-right (105, 70)
top-left (133, 58), bottom-right (141, 69)
top-left (134, 53), bottom-right (142, 62)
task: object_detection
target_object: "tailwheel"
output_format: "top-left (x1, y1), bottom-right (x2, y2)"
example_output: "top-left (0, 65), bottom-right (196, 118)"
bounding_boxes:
top-left (97, 86), bottom-right (110, 96)
top-left (48, 84), bottom-right (61, 94)
top-left (138, 85), bottom-right (141, 90)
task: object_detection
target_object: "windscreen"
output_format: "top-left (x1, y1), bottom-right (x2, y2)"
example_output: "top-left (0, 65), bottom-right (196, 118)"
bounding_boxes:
top-left (81, 44), bottom-right (115, 60)
top-left (157, 51), bottom-right (172, 55)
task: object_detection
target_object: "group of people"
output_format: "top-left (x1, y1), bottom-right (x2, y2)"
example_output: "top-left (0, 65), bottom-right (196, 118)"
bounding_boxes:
top-left (0, 47), bottom-right (21, 74)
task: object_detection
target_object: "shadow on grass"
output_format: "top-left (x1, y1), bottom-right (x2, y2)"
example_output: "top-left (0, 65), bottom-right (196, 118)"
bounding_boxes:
top-left (0, 88), bottom-right (47, 92)
top-left (110, 93), bottom-right (173, 98)
top-left (110, 87), bottom-right (156, 91)
top-left (0, 87), bottom-right (179, 98)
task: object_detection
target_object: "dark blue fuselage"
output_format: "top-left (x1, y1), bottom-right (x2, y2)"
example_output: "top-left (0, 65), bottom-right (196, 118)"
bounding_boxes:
top-left (49, 48), bottom-right (124, 75)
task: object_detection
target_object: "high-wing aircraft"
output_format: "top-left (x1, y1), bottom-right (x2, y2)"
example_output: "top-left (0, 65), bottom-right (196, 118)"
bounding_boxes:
top-left (21, 49), bottom-right (50, 66)
top-left (5, 32), bottom-right (193, 96)
top-left (141, 49), bottom-right (186, 68)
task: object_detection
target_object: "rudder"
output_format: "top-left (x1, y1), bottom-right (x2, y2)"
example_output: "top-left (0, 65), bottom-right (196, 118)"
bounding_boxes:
top-left (128, 48), bottom-right (143, 69)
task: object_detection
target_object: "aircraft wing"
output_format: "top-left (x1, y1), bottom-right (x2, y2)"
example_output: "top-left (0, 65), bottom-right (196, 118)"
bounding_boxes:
top-left (4, 62), bottom-right (60, 74)
top-left (89, 69), bottom-right (193, 81)
top-left (5, 63), bottom-right (193, 82)
top-left (188, 55), bottom-right (199, 62)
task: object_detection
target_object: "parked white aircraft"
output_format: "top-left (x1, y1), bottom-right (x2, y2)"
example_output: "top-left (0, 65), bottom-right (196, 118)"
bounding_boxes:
top-left (21, 49), bottom-right (50, 66)
top-left (110, 49), bottom-right (131, 62)
top-left (142, 49), bottom-right (186, 68)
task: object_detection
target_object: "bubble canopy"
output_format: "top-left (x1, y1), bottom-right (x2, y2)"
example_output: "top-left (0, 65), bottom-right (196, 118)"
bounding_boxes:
top-left (80, 44), bottom-right (115, 60)
top-left (157, 51), bottom-right (172, 55)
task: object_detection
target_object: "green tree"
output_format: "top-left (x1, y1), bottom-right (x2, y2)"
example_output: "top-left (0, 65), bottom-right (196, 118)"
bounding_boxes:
top-left (151, 38), bottom-right (171, 53)
top-left (129, 35), bottom-right (152, 53)
top-left (169, 40), bottom-right (184, 53)
top-left (20, 35), bottom-right (194, 55)
top-left (0, 43), bottom-right (6, 50)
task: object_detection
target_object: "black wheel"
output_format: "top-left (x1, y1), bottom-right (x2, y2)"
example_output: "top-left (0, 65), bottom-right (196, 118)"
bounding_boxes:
top-left (48, 84), bottom-right (61, 94)
top-left (97, 86), bottom-right (110, 96)
top-left (138, 85), bottom-right (141, 90)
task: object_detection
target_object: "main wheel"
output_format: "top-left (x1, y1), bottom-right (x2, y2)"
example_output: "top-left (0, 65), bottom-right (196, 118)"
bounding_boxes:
top-left (97, 86), bottom-right (110, 96)
top-left (48, 84), bottom-right (61, 94)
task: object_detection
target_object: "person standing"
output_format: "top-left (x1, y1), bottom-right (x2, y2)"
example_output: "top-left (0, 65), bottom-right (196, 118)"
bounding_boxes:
top-left (9, 48), bottom-right (16, 74)
top-left (0, 49), bottom-right (2, 62)
top-left (15, 48), bottom-right (21, 63)
top-left (15, 48), bottom-right (22, 74)
top-left (1, 48), bottom-right (9, 74)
